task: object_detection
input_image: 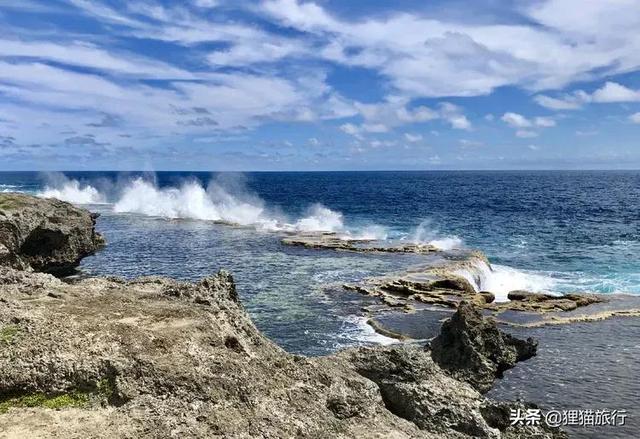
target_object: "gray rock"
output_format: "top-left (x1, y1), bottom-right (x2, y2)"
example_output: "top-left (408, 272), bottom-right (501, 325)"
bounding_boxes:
top-left (0, 193), bottom-right (105, 275)
top-left (430, 302), bottom-right (538, 393)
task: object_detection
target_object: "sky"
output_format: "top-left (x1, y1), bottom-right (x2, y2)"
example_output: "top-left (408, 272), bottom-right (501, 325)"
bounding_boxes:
top-left (0, 0), bottom-right (639, 171)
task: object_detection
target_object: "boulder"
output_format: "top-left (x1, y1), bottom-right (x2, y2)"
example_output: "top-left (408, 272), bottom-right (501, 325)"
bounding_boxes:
top-left (0, 193), bottom-right (105, 275)
top-left (430, 302), bottom-right (538, 393)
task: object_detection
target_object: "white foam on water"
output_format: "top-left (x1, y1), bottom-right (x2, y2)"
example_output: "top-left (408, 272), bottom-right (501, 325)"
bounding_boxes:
top-left (38, 179), bottom-right (106, 204)
top-left (113, 178), bottom-right (268, 226)
top-left (293, 204), bottom-right (345, 233)
top-left (408, 219), bottom-right (463, 250)
top-left (348, 225), bottom-right (389, 241)
top-left (340, 315), bottom-right (397, 346)
top-left (428, 236), bottom-right (463, 251)
top-left (454, 258), bottom-right (558, 302)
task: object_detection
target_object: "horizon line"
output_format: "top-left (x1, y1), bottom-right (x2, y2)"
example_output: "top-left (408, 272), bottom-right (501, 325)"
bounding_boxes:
top-left (1, 169), bottom-right (640, 173)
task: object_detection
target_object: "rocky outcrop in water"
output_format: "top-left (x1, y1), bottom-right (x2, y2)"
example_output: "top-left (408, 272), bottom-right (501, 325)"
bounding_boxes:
top-left (346, 253), bottom-right (606, 315)
top-left (0, 195), bottom-right (565, 438)
top-left (0, 193), bottom-right (104, 275)
top-left (282, 232), bottom-right (439, 253)
top-left (485, 290), bottom-right (604, 312)
top-left (431, 302), bottom-right (538, 394)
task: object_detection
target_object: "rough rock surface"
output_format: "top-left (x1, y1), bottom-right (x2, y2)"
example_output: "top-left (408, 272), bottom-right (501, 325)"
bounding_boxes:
top-left (0, 195), bottom-right (565, 438)
top-left (486, 290), bottom-right (605, 312)
top-left (0, 193), bottom-right (105, 274)
top-left (346, 254), bottom-right (606, 315)
top-left (431, 302), bottom-right (538, 394)
top-left (0, 267), bottom-right (565, 439)
top-left (282, 232), bottom-right (439, 253)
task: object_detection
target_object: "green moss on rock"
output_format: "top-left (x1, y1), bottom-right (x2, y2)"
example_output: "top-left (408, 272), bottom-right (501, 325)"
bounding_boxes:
top-left (0, 391), bottom-right (90, 414)
top-left (0, 325), bottom-right (19, 344)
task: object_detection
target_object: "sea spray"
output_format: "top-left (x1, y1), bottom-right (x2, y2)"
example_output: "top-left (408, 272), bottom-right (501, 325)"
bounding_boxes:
top-left (35, 173), bottom-right (464, 246)
top-left (294, 204), bottom-right (345, 233)
top-left (453, 258), bottom-right (558, 302)
top-left (409, 219), bottom-right (463, 250)
top-left (38, 173), bottom-right (106, 204)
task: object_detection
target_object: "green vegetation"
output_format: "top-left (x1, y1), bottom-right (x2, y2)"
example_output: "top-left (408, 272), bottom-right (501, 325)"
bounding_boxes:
top-left (0, 377), bottom-right (120, 414)
top-left (97, 377), bottom-right (116, 400)
top-left (0, 194), bottom-right (28, 211)
top-left (0, 391), bottom-right (90, 414)
top-left (0, 325), bottom-right (19, 344)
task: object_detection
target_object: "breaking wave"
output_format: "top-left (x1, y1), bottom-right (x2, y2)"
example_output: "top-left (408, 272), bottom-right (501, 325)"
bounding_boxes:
top-left (34, 175), bottom-right (395, 238)
top-left (454, 257), bottom-right (558, 302)
top-left (38, 176), bottom-right (106, 204)
top-left (407, 219), bottom-right (463, 250)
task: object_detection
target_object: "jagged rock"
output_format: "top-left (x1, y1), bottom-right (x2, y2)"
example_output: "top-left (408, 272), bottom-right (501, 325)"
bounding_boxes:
top-left (340, 345), bottom-right (565, 439)
top-left (0, 193), bottom-right (105, 275)
top-left (430, 302), bottom-right (538, 394)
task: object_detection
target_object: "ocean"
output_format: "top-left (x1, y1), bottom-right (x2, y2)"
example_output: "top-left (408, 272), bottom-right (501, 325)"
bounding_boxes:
top-left (2, 170), bottom-right (639, 438)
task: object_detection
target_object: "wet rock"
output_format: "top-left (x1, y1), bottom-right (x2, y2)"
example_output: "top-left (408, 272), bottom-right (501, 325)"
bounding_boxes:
top-left (430, 302), bottom-right (538, 393)
top-left (282, 232), bottom-right (438, 253)
top-left (340, 345), bottom-right (565, 438)
top-left (490, 290), bottom-right (607, 312)
top-left (0, 193), bottom-right (104, 275)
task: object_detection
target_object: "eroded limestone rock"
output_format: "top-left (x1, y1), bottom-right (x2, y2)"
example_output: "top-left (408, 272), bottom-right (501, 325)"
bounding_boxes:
top-left (430, 302), bottom-right (538, 394)
top-left (0, 193), bottom-right (105, 275)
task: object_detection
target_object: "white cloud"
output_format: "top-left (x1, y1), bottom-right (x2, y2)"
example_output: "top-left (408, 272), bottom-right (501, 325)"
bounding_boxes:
top-left (502, 112), bottom-right (531, 128)
top-left (630, 113), bottom-right (640, 124)
top-left (404, 133), bottom-right (423, 143)
top-left (534, 94), bottom-right (584, 110)
top-left (591, 82), bottom-right (640, 103)
top-left (340, 123), bottom-right (360, 136)
top-left (0, 39), bottom-right (193, 78)
top-left (501, 112), bottom-right (555, 137)
top-left (534, 116), bottom-right (556, 127)
top-left (502, 112), bottom-right (555, 128)
top-left (262, 0), bottom-right (640, 98)
top-left (535, 82), bottom-right (640, 110)
top-left (516, 130), bottom-right (538, 138)
top-left (459, 139), bottom-right (482, 147)
top-left (193, 0), bottom-right (218, 8)
top-left (340, 99), bottom-right (471, 139)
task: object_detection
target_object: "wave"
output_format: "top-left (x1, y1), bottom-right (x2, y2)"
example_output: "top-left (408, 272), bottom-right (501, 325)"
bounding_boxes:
top-left (454, 257), bottom-right (558, 302)
top-left (35, 175), bottom-right (387, 237)
top-left (37, 174), bottom-right (106, 204)
top-left (1, 184), bottom-right (24, 193)
top-left (405, 219), bottom-right (463, 250)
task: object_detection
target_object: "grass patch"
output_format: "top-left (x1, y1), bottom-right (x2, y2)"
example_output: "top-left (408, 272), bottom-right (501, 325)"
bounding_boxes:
top-left (0, 325), bottom-right (19, 344)
top-left (0, 391), bottom-right (90, 414)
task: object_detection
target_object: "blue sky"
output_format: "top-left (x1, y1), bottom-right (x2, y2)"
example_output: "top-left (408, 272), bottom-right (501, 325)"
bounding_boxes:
top-left (0, 0), bottom-right (639, 170)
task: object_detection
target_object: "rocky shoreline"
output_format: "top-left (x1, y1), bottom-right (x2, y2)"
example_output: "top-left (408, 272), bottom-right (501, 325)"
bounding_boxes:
top-left (0, 194), bottom-right (567, 438)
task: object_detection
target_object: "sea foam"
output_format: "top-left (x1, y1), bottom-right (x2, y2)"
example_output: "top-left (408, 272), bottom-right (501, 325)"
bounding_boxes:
top-left (38, 178), bottom-right (106, 204)
top-left (454, 258), bottom-right (558, 302)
